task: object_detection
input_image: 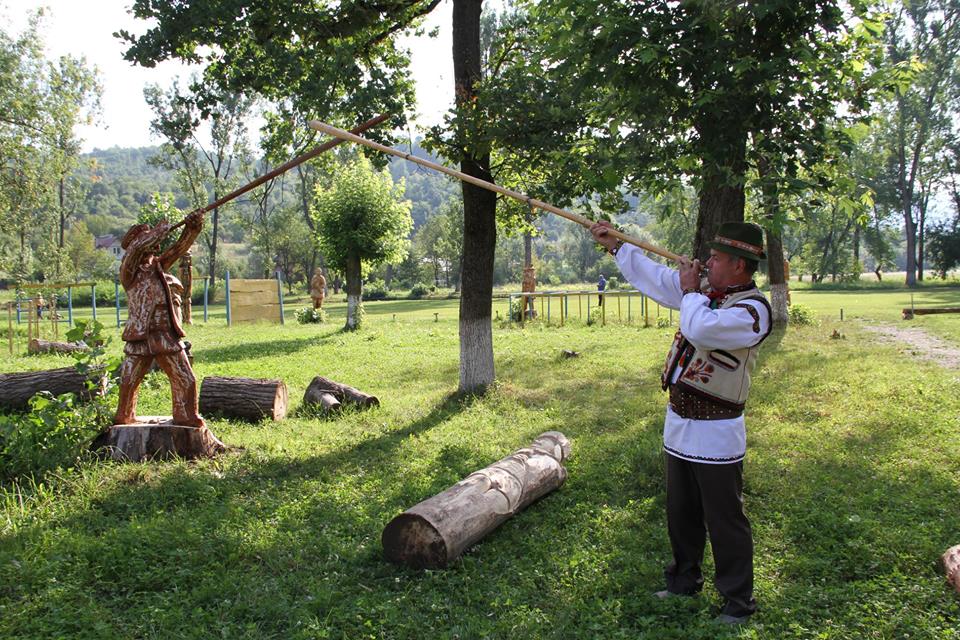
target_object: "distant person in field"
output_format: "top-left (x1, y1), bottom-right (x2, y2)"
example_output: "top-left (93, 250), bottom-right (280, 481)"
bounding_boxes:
top-left (310, 268), bottom-right (327, 310)
top-left (597, 272), bottom-right (607, 305)
top-left (114, 212), bottom-right (205, 427)
top-left (591, 220), bottom-right (772, 625)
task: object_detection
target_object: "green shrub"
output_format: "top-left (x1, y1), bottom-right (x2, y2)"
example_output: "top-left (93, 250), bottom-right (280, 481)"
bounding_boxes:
top-left (789, 303), bottom-right (817, 326)
top-left (607, 277), bottom-right (620, 290)
top-left (408, 283), bottom-right (430, 299)
top-left (363, 279), bottom-right (389, 301)
top-left (295, 307), bottom-right (326, 324)
top-left (0, 320), bottom-right (116, 482)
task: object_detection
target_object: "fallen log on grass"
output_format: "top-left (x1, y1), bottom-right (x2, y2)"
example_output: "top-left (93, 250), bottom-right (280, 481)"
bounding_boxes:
top-left (302, 375), bottom-right (378, 414)
top-left (943, 545), bottom-right (960, 594)
top-left (199, 375), bottom-right (288, 421)
top-left (27, 338), bottom-right (90, 355)
top-left (381, 431), bottom-right (571, 569)
top-left (92, 418), bottom-right (225, 461)
top-left (0, 366), bottom-right (105, 410)
top-left (902, 306), bottom-right (960, 320)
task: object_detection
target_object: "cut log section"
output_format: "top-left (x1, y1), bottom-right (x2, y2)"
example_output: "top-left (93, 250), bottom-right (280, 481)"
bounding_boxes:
top-left (382, 431), bottom-right (571, 569)
top-left (199, 375), bottom-right (287, 421)
top-left (27, 339), bottom-right (90, 355)
top-left (0, 366), bottom-right (106, 411)
top-left (943, 545), bottom-right (960, 594)
top-left (92, 418), bottom-right (225, 461)
top-left (903, 306), bottom-right (960, 319)
top-left (302, 375), bottom-right (378, 413)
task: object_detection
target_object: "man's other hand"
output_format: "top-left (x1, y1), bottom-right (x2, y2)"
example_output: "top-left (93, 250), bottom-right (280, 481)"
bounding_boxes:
top-left (678, 256), bottom-right (702, 292)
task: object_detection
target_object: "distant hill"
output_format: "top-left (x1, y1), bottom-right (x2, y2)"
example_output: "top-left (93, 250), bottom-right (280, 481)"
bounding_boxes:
top-left (77, 140), bottom-right (458, 236)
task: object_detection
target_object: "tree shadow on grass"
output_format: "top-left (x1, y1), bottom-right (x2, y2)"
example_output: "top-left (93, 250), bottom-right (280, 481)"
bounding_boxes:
top-left (193, 335), bottom-right (333, 363)
top-left (0, 392), bottom-right (486, 638)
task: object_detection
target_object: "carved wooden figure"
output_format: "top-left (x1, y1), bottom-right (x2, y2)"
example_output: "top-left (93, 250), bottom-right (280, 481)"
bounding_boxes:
top-left (113, 213), bottom-right (206, 428)
top-left (310, 268), bottom-right (327, 310)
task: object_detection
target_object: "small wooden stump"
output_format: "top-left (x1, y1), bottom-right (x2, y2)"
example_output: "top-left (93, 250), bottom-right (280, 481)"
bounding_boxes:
top-left (92, 417), bottom-right (225, 461)
top-left (0, 366), bottom-right (106, 411)
top-left (943, 545), bottom-right (960, 594)
top-left (381, 431), bottom-right (571, 569)
top-left (27, 339), bottom-right (90, 355)
top-left (199, 375), bottom-right (287, 421)
top-left (302, 375), bottom-right (379, 414)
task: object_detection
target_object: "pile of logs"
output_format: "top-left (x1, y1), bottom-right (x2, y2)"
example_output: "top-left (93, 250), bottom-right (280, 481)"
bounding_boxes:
top-left (0, 366), bottom-right (106, 411)
top-left (302, 375), bottom-right (379, 415)
top-left (381, 431), bottom-right (571, 569)
top-left (199, 375), bottom-right (288, 421)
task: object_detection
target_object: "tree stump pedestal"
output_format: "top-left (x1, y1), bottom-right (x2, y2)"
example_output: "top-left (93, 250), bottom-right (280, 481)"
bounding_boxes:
top-left (91, 417), bottom-right (225, 462)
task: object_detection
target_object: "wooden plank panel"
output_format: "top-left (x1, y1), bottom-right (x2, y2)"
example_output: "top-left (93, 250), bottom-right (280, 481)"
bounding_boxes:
top-left (232, 290), bottom-right (278, 307)
top-left (231, 304), bottom-right (282, 324)
top-left (230, 279), bottom-right (277, 294)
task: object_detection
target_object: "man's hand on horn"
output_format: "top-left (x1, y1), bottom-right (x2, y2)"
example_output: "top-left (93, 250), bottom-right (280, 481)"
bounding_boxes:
top-left (677, 256), bottom-right (702, 293)
top-left (590, 220), bottom-right (620, 253)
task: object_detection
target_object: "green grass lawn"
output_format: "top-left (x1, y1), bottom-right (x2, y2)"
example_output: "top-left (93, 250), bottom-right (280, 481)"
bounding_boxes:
top-left (1, 289), bottom-right (960, 639)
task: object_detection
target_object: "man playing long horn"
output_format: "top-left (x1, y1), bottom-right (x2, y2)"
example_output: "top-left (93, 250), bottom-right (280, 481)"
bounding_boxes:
top-left (114, 211), bottom-right (205, 427)
top-left (592, 220), bottom-right (772, 625)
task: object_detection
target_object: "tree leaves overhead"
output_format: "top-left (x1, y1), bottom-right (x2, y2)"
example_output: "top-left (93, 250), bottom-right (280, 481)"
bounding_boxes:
top-left (117, 0), bottom-right (438, 129)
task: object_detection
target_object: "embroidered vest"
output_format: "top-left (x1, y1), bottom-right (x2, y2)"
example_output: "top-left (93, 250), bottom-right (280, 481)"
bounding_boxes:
top-left (661, 286), bottom-right (772, 420)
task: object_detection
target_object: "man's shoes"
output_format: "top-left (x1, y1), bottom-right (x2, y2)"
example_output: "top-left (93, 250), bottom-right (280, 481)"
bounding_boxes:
top-left (714, 613), bottom-right (750, 625)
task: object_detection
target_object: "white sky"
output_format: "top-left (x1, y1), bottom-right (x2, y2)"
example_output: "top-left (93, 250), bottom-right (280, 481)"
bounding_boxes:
top-left (7, 0), bottom-right (456, 152)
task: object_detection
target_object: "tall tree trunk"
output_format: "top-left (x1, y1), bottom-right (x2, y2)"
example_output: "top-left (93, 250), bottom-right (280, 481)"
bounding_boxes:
top-left (757, 155), bottom-right (787, 325)
top-left (903, 207), bottom-right (917, 287)
top-left (918, 189), bottom-right (928, 282)
top-left (454, 0), bottom-right (496, 394)
top-left (523, 222), bottom-right (533, 271)
top-left (692, 127), bottom-right (747, 261)
top-left (345, 253), bottom-right (362, 331)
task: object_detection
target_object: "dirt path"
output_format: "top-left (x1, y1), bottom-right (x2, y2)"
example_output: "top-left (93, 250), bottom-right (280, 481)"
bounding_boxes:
top-left (861, 323), bottom-right (960, 369)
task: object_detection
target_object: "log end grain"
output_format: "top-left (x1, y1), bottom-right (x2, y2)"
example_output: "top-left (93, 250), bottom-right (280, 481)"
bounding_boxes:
top-left (382, 512), bottom-right (449, 569)
top-left (942, 544), bottom-right (960, 593)
top-left (92, 418), bottom-right (226, 462)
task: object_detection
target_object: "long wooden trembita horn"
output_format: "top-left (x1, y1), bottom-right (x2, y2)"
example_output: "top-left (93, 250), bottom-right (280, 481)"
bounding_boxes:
top-left (168, 113), bottom-right (392, 233)
top-left (306, 120), bottom-right (681, 263)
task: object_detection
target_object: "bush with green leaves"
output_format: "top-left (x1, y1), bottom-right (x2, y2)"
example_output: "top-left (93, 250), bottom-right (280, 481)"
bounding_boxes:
top-left (408, 283), bottom-right (430, 299)
top-left (789, 303), bottom-right (817, 326)
top-left (295, 307), bottom-right (326, 324)
top-left (363, 279), bottom-right (388, 301)
top-left (0, 320), bottom-right (116, 482)
top-left (607, 277), bottom-right (620, 290)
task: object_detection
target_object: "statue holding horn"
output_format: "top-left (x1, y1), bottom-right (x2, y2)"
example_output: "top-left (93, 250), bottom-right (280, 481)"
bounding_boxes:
top-left (113, 211), bottom-right (206, 427)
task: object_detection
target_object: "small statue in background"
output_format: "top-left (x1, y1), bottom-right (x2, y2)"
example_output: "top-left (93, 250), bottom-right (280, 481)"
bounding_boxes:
top-left (114, 212), bottom-right (205, 427)
top-left (310, 267), bottom-right (327, 310)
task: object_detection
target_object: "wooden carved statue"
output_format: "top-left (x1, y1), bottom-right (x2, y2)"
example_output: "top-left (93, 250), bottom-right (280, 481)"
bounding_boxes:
top-left (113, 212), bottom-right (205, 427)
top-left (310, 268), bottom-right (327, 310)
top-left (521, 265), bottom-right (536, 319)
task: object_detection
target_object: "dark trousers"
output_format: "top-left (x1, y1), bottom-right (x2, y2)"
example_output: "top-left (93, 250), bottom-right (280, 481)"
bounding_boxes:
top-left (664, 453), bottom-right (756, 618)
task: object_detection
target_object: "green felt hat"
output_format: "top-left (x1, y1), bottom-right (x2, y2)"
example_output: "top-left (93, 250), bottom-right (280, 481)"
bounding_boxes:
top-left (707, 222), bottom-right (766, 261)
